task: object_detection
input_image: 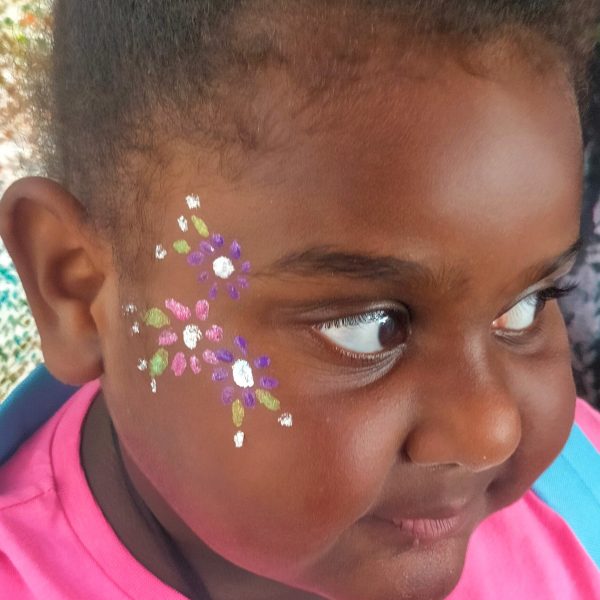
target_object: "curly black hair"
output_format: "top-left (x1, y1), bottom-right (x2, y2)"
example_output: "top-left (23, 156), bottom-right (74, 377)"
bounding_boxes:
top-left (34, 0), bottom-right (600, 277)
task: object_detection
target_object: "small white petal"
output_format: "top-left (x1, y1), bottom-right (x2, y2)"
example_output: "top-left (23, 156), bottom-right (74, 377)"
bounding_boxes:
top-left (278, 413), bottom-right (293, 427)
top-left (150, 378), bottom-right (157, 394)
top-left (131, 322), bottom-right (140, 335)
top-left (234, 430), bottom-right (245, 448)
top-left (232, 360), bottom-right (254, 388)
top-left (122, 303), bottom-right (137, 315)
top-left (137, 359), bottom-right (148, 371)
top-left (177, 216), bottom-right (189, 232)
top-left (186, 194), bottom-right (201, 209)
top-left (213, 256), bottom-right (235, 279)
top-left (155, 244), bottom-right (167, 260)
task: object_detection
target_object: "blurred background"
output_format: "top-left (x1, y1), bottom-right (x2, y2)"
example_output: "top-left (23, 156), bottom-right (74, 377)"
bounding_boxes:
top-left (0, 1), bottom-right (599, 405)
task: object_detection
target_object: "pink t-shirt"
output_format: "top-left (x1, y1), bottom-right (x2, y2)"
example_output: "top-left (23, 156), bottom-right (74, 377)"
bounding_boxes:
top-left (1, 381), bottom-right (599, 599)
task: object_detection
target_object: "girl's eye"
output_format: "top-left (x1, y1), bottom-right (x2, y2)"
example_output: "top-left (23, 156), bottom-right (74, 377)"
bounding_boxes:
top-left (492, 284), bottom-right (577, 333)
top-left (315, 309), bottom-right (410, 354)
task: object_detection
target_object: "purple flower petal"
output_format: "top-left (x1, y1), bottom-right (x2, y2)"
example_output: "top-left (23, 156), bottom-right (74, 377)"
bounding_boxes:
top-left (208, 284), bottom-right (218, 300)
top-left (241, 261), bottom-right (251, 273)
top-left (212, 368), bottom-right (229, 382)
top-left (237, 277), bottom-right (249, 289)
top-left (187, 252), bottom-right (204, 266)
top-left (211, 233), bottom-right (224, 248)
top-left (201, 241), bottom-right (215, 254)
top-left (234, 336), bottom-right (248, 354)
top-left (216, 349), bottom-right (234, 363)
top-left (198, 271), bottom-right (209, 282)
top-left (227, 284), bottom-right (240, 300)
top-left (230, 241), bottom-right (242, 260)
top-left (221, 387), bottom-right (235, 405)
top-left (243, 390), bottom-right (257, 409)
top-left (259, 376), bottom-right (279, 389)
top-left (254, 356), bottom-right (271, 369)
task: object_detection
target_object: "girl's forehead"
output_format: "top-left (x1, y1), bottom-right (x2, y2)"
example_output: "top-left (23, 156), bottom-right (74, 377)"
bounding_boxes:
top-left (160, 58), bottom-right (581, 273)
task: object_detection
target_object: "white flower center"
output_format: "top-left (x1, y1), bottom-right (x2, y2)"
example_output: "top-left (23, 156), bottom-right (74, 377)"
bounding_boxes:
top-left (232, 359), bottom-right (254, 388)
top-left (213, 256), bottom-right (235, 279)
top-left (183, 324), bottom-right (203, 350)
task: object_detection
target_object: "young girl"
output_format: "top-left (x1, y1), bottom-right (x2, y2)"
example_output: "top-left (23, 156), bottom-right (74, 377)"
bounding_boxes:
top-left (1, 1), bottom-right (600, 598)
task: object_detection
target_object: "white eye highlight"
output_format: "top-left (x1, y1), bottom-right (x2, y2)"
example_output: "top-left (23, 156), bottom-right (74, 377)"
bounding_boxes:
top-left (316, 310), bottom-right (408, 355)
top-left (492, 294), bottom-right (539, 332)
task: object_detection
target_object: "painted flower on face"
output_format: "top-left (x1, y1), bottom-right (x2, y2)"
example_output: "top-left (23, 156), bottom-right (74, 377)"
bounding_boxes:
top-left (208, 335), bottom-right (291, 441)
top-left (158, 196), bottom-right (251, 300)
top-left (125, 193), bottom-right (291, 448)
top-left (188, 234), bottom-right (251, 300)
top-left (131, 297), bottom-right (216, 392)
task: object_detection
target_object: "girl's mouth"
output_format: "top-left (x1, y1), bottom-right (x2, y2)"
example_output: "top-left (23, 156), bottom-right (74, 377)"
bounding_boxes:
top-left (367, 498), bottom-right (479, 546)
top-left (390, 514), bottom-right (466, 541)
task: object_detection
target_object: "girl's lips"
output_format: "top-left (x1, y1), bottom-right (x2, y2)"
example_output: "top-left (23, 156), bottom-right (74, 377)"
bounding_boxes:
top-left (391, 514), bottom-right (465, 541)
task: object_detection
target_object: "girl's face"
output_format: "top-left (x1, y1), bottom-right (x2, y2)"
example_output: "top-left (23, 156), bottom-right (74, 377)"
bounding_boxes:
top-left (97, 55), bottom-right (582, 600)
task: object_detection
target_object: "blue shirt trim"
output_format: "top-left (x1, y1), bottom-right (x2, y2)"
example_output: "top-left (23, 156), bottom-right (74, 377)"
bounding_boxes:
top-left (532, 423), bottom-right (600, 568)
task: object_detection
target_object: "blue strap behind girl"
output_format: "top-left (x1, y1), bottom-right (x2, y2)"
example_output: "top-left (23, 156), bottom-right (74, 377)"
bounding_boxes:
top-left (0, 364), bottom-right (78, 465)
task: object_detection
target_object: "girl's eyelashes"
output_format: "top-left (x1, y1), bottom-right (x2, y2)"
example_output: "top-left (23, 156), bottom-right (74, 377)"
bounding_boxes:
top-left (308, 281), bottom-right (576, 360)
top-left (492, 282), bottom-right (578, 334)
top-left (314, 308), bottom-right (410, 356)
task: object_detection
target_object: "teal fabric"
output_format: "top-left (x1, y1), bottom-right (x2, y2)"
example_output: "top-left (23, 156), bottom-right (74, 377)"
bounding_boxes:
top-left (532, 423), bottom-right (600, 568)
top-left (0, 364), bottom-right (77, 465)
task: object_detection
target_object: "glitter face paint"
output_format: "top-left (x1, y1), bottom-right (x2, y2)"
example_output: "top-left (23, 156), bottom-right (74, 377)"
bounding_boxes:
top-left (123, 194), bottom-right (292, 447)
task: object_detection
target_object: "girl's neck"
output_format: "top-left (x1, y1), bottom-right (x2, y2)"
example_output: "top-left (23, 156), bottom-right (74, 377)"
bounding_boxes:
top-left (80, 390), bottom-right (321, 600)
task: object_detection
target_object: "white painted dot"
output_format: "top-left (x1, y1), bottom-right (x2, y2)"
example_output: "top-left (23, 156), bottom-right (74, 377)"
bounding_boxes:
top-left (278, 413), bottom-right (293, 427)
top-left (183, 324), bottom-right (203, 350)
top-left (234, 430), bottom-right (245, 448)
top-left (186, 194), bottom-right (201, 209)
top-left (213, 256), bottom-right (235, 279)
top-left (150, 378), bottom-right (157, 394)
top-left (177, 216), bottom-right (189, 232)
top-left (155, 244), bottom-right (167, 260)
top-left (123, 303), bottom-right (137, 315)
top-left (232, 359), bottom-right (254, 388)
top-left (137, 359), bottom-right (147, 372)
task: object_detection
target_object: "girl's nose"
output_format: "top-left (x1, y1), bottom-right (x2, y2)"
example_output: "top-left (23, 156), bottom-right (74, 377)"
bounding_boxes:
top-left (403, 365), bottom-right (522, 473)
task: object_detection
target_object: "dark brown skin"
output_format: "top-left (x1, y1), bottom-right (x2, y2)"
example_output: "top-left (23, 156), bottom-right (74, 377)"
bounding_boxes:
top-left (0, 47), bottom-right (583, 600)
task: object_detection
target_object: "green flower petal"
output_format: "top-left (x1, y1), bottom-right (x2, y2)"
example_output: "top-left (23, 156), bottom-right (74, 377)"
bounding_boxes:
top-left (256, 389), bottom-right (281, 411)
top-left (232, 399), bottom-right (245, 427)
top-left (173, 240), bottom-right (191, 254)
top-left (191, 216), bottom-right (209, 238)
top-left (149, 348), bottom-right (169, 377)
top-left (143, 308), bottom-right (170, 328)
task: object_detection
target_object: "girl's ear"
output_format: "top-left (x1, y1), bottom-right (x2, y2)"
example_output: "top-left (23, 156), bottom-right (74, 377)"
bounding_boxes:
top-left (0, 177), bottom-right (111, 385)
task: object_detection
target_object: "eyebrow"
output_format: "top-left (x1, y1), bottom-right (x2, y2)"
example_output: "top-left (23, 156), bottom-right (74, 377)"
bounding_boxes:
top-left (261, 238), bottom-right (583, 286)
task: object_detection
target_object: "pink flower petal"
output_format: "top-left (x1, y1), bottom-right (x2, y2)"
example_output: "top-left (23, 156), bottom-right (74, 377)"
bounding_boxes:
top-left (171, 352), bottom-right (187, 377)
top-left (158, 330), bottom-right (178, 346)
top-left (195, 299), bottom-right (210, 321)
top-left (190, 355), bottom-right (202, 374)
top-left (205, 325), bottom-right (224, 342)
top-left (202, 350), bottom-right (219, 365)
top-left (165, 299), bottom-right (191, 321)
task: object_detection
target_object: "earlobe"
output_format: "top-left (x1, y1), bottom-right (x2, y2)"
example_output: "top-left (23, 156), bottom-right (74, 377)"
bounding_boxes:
top-left (0, 177), bottom-right (110, 385)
